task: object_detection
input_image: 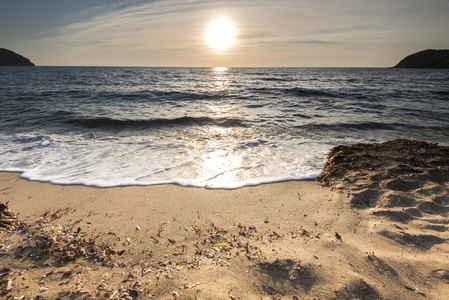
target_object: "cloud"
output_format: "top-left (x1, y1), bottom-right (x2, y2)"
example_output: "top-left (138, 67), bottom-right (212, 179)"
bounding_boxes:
top-left (44, 1), bottom-right (212, 49)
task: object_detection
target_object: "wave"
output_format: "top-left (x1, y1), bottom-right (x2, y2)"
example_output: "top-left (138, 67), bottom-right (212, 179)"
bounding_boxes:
top-left (69, 116), bottom-right (247, 129)
top-left (283, 87), bottom-right (338, 98)
top-left (93, 90), bottom-right (230, 102)
top-left (432, 90), bottom-right (449, 98)
top-left (260, 77), bottom-right (291, 82)
top-left (245, 103), bottom-right (268, 109)
top-left (248, 86), bottom-right (339, 98)
top-left (292, 113), bottom-right (313, 119)
top-left (298, 121), bottom-right (431, 132)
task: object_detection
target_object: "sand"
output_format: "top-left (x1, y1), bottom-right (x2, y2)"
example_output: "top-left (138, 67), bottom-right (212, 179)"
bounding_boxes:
top-left (1, 139), bottom-right (449, 299)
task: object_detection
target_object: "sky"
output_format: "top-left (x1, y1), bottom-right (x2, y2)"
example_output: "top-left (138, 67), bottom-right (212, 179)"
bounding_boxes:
top-left (1, 0), bottom-right (449, 67)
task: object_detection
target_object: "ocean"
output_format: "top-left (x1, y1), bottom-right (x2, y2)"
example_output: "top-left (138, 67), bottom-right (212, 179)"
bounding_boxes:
top-left (0, 67), bottom-right (448, 188)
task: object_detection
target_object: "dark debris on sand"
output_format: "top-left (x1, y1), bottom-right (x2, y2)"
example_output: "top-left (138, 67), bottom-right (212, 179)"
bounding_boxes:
top-left (7, 208), bottom-right (120, 266)
top-left (1, 203), bottom-right (313, 299)
top-left (0, 201), bottom-right (26, 231)
top-left (0, 205), bottom-right (130, 298)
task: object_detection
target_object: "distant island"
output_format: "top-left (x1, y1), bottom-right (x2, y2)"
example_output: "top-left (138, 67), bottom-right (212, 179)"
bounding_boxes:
top-left (394, 49), bottom-right (449, 68)
top-left (0, 48), bottom-right (35, 66)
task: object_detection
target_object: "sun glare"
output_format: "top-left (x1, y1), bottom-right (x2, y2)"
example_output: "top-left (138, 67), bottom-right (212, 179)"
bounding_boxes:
top-left (206, 19), bottom-right (236, 51)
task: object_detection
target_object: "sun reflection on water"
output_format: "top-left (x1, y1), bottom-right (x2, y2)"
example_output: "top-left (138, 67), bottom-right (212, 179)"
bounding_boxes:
top-left (199, 67), bottom-right (244, 187)
top-left (207, 103), bottom-right (234, 118)
top-left (198, 126), bottom-right (244, 188)
top-left (209, 67), bottom-right (230, 92)
top-left (213, 67), bottom-right (228, 72)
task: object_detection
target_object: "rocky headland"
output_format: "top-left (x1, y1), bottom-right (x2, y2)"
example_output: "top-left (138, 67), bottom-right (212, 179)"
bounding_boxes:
top-left (394, 49), bottom-right (449, 68)
top-left (0, 48), bottom-right (35, 66)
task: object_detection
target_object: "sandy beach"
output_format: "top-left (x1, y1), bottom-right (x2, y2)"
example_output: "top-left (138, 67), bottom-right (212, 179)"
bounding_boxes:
top-left (1, 139), bottom-right (449, 299)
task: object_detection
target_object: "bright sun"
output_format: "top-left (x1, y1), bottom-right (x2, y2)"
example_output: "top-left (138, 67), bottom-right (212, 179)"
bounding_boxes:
top-left (205, 19), bottom-right (236, 51)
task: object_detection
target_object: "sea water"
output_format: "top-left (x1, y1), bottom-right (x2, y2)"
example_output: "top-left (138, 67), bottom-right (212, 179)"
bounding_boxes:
top-left (0, 67), bottom-right (448, 188)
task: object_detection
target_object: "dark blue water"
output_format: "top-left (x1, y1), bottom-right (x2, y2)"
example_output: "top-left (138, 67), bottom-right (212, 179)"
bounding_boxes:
top-left (0, 67), bottom-right (448, 188)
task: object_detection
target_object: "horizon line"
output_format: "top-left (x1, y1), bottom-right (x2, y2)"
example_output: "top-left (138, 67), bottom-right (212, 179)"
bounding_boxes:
top-left (3, 65), bottom-right (394, 68)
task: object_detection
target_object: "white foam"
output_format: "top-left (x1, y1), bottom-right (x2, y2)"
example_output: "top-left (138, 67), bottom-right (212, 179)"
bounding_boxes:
top-left (0, 131), bottom-right (362, 189)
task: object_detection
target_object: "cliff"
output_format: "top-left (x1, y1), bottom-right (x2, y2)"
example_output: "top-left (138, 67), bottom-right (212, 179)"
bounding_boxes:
top-left (0, 48), bottom-right (35, 66)
top-left (394, 49), bottom-right (449, 68)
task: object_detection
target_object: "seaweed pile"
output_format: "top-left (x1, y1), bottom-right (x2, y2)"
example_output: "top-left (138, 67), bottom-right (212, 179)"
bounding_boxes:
top-left (0, 204), bottom-right (127, 297)
top-left (12, 208), bottom-right (122, 266)
top-left (0, 201), bottom-right (25, 231)
top-left (0, 267), bottom-right (14, 295)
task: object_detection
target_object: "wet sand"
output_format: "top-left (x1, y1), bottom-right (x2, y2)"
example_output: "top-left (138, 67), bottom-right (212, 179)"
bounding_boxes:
top-left (1, 139), bottom-right (449, 299)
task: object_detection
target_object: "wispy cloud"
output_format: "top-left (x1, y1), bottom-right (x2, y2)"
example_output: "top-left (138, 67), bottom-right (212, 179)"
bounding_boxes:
top-left (44, 1), bottom-right (212, 49)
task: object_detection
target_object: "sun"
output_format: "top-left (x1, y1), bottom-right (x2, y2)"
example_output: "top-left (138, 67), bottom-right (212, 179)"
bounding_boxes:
top-left (205, 19), bottom-right (236, 51)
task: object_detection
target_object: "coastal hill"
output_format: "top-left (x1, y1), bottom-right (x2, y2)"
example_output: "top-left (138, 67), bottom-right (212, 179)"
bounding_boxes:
top-left (0, 48), bottom-right (35, 66)
top-left (394, 49), bottom-right (449, 68)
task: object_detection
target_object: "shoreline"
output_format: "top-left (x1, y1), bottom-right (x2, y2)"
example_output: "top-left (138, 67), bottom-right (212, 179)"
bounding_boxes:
top-left (0, 171), bottom-right (324, 222)
top-left (1, 169), bottom-right (320, 190)
top-left (1, 139), bottom-right (449, 299)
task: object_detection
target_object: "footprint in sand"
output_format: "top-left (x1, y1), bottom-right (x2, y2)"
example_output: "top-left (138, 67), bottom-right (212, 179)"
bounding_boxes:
top-left (432, 269), bottom-right (449, 282)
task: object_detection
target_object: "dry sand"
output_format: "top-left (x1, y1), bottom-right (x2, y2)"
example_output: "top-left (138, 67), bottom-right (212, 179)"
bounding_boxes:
top-left (1, 139), bottom-right (449, 299)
